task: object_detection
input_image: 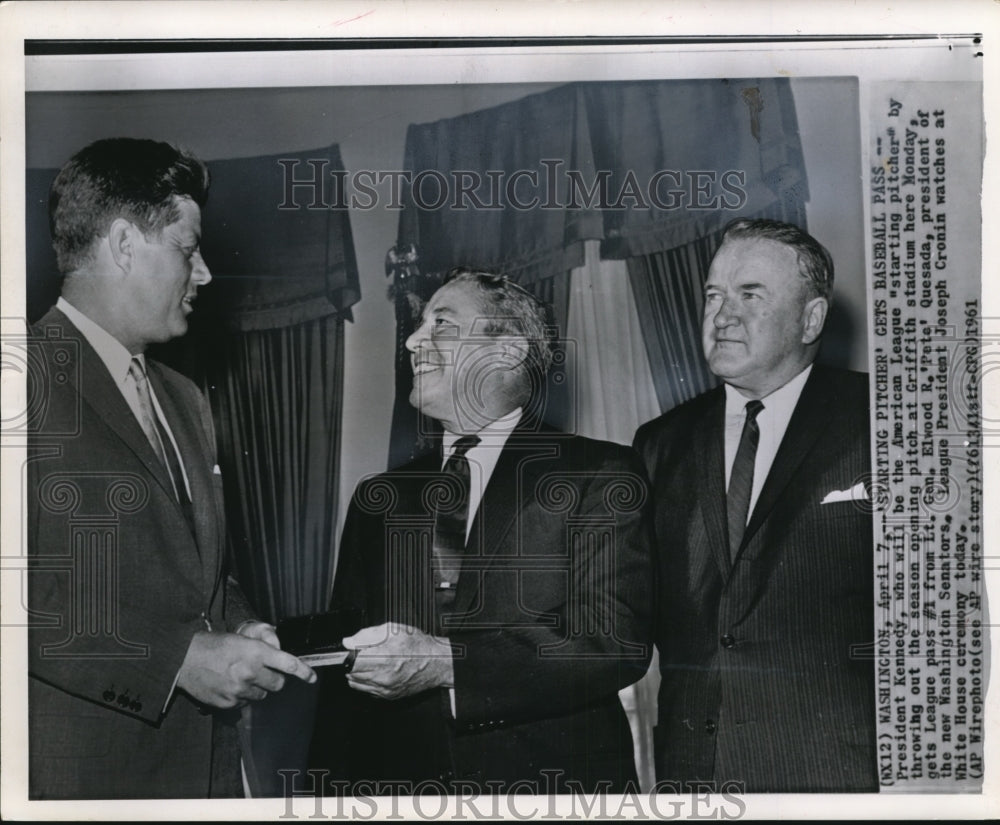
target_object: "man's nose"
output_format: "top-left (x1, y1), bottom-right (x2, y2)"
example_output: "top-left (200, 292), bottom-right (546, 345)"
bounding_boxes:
top-left (405, 324), bottom-right (426, 353)
top-left (712, 295), bottom-right (739, 328)
top-left (191, 250), bottom-right (212, 286)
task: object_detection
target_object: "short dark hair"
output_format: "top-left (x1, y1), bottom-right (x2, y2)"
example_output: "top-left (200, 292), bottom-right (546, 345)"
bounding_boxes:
top-left (442, 267), bottom-right (557, 383)
top-left (720, 218), bottom-right (834, 300)
top-left (49, 138), bottom-right (209, 274)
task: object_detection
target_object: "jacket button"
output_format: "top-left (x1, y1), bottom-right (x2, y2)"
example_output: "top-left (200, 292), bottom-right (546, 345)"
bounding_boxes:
top-left (705, 719), bottom-right (717, 734)
top-left (720, 634), bottom-right (736, 649)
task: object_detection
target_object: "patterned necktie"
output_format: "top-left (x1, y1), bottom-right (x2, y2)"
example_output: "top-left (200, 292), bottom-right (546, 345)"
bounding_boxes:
top-left (727, 399), bottom-right (764, 561)
top-left (432, 435), bottom-right (480, 609)
top-left (128, 357), bottom-right (186, 506)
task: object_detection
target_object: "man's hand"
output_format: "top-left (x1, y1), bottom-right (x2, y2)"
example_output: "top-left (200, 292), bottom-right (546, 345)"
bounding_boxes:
top-left (236, 619), bottom-right (281, 650)
top-left (343, 622), bottom-right (454, 700)
top-left (177, 631), bottom-right (317, 708)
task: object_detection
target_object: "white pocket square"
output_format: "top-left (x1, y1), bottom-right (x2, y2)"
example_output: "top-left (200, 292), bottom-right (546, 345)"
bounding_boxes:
top-left (821, 482), bottom-right (868, 504)
top-left (212, 464), bottom-right (222, 475)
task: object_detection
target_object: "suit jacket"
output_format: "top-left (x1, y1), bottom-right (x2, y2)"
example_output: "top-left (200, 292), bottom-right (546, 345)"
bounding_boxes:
top-left (633, 365), bottom-right (877, 792)
top-left (312, 425), bottom-right (654, 794)
top-left (26, 308), bottom-right (253, 799)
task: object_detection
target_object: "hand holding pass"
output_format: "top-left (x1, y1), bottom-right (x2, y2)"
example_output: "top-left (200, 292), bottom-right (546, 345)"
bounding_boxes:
top-left (177, 630), bottom-right (317, 708)
top-left (343, 622), bottom-right (454, 700)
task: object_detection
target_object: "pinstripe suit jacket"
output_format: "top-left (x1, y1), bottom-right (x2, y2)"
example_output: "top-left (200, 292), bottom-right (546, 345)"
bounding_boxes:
top-left (634, 365), bottom-right (877, 792)
top-left (26, 308), bottom-right (253, 799)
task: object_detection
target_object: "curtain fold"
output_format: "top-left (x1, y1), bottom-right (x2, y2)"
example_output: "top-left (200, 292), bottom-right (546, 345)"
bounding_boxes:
top-left (564, 241), bottom-right (662, 790)
top-left (565, 241), bottom-right (660, 446)
top-left (201, 144), bottom-right (361, 331)
top-left (585, 78), bottom-right (808, 258)
top-left (397, 84), bottom-right (601, 287)
top-left (210, 313), bottom-right (345, 622)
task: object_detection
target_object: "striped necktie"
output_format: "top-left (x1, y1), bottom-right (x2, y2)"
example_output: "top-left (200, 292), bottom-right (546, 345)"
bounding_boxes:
top-left (432, 435), bottom-right (480, 620)
top-left (128, 358), bottom-right (190, 515)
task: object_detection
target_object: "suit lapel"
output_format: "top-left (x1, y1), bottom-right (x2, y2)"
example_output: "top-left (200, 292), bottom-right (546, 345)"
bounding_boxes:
top-left (695, 390), bottom-right (731, 578)
top-left (739, 368), bottom-right (835, 553)
top-left (147, 364), bottom-right (219, 579)
top-left (452, 429), bottom-right (558, 617)
top-left (43, 310), bottom-right (180, 503)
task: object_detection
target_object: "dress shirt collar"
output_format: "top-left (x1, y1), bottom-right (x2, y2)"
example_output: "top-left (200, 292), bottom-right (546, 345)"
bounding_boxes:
top-left (723, 364), bottom-right (813, 420)
top-left (57, 296), bottom-right (137, 386)
top-left (442, 407), bottom-right (523, 459)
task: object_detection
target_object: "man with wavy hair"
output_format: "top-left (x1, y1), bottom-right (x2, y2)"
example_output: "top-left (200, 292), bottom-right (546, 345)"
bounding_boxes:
top-left (313, 269), bottom-right (653, 794)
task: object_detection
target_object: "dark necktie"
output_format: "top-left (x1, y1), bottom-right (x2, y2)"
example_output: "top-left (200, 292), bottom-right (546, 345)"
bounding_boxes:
top-left (129, 358), bottom-right (195, 530)
top-left (727, 399), bottom-right (764, 561)
top-left (432, 435), bottom-right (480, 618)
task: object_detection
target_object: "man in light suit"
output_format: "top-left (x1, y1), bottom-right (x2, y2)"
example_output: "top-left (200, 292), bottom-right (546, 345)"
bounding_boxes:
top-left (313, 269), bottom-right (653, 794)
top-left (634, 219), bottom-right (877, 792)
top-left (27, 138), bottom-right (316, 799)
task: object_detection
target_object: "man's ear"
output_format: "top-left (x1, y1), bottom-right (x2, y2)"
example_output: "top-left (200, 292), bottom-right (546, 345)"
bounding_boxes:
top-left (497, 335), bottom-right (530, 369)
top-left (107, 218), bottom-right (136, 273)
top-left (801, 296), bottom-right (829, 345)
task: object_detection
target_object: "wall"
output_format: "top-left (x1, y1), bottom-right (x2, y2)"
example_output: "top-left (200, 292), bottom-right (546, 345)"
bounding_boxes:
top-left (25, 76), bottom-right (865, 536)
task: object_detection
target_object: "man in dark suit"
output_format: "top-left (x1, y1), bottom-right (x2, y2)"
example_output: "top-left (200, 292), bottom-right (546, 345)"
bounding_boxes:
top-left (27, 138), bottom-right (316, 799)
top-left (315, 269), bottom-right (653, 794)
top-left (634, 219), bottom-right (877, 792)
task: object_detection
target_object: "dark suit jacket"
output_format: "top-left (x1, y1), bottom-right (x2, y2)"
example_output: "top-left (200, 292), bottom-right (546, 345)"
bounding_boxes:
top-left (633, 365), bottom-right (877, 792)
top-left (312, 425), bottom-right (653, 794)
top-left (26, 308), bottom-right (253, 799)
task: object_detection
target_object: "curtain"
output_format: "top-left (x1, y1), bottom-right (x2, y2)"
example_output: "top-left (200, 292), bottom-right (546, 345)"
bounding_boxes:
top-left (627, 196), bottom-right (808, 413)
top-left (390, 77), bottom-right (808, 461)
top-left (151, 144), bottom-right (362, 622)
top-left (564, 241), bottom-right (660, 446)
top-left (585, 78), bottom-right (808, 259)
top-left (564, 240), bottom-right (661, 790)
top-left (192, 146), bottom-right (360, 796)
top-left (201, 144), bottom-right (360, 331)
top-left (397, 83), bottom-right (600, 286)
top-left (209, 315), bottom-right (345, 621)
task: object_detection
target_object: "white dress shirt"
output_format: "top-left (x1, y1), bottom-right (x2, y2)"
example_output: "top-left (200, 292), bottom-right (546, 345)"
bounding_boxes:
top-left (723, 365), bottom-right (812, 522)
top-left (441, 407), bottom-right (522, 714)
top-left (441, 406), bottom-right (523, 541)
top-left (56, 297), bottom-right (191, 497)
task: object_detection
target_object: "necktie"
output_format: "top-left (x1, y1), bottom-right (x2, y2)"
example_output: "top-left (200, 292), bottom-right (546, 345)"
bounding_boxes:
top-left (128, 358), bottom-right (188, 509)
top-left (727, 399), bottom-right (764, 561)
top-left (432, 435), bottom-right (480, 621)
